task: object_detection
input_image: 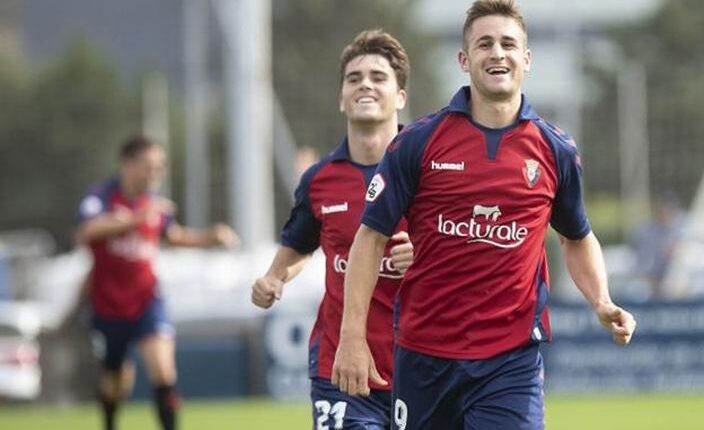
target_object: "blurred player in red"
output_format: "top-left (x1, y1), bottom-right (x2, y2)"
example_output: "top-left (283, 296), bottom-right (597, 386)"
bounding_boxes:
top-left (76, 135), bottom-right (237, 430)
top-left (251, 30), bottom-right (412, 429)
top-left (333, 2), bottom-right (637, 429)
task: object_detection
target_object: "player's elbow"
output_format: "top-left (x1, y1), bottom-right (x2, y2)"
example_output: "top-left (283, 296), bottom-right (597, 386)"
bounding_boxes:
top-left (164, 225), bottom-right (188, 246)
top-left (559, 230), bottom-right (597, 247)
top-left (356, 224), bottom-right (390, 247)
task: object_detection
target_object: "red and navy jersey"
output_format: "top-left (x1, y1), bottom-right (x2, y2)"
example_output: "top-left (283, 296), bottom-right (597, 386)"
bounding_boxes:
top-left (282, 139), bottom-right (407, 391)
top-left (78, 177), bottom-right (173, 320)
top-left (363, 87), bottom-right (590, 360)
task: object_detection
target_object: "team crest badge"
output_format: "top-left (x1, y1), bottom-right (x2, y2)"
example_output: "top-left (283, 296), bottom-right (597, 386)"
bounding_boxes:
top-left (522, 159), bottom-right (541, 188)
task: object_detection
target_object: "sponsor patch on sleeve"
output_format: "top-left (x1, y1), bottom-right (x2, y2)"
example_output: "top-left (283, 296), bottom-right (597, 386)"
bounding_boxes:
top-left (366, 173), bottom-right (386, 202)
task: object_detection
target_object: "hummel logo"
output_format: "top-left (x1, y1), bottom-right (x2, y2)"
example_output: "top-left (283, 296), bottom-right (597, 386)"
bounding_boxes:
top-left (431, 160), bottom-right (465, 171)
top-left (321, 202), bottom-right (348, 215)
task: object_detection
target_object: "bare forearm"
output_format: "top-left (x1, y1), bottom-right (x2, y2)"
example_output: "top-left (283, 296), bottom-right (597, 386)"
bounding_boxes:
top-left (251, 246), bottom-right (311, 308)
top-left (166, 225), bottom-right (215, 247)
top-left (340, 225), bottom-right (388, 340)
top-left (561, 231), bottom-right (612, 308)
top-left (166, 223), bottom-right (237, 248)
top-left (561, 231), bottom-right (637, 345)
top-left (76, 213), bottom-right (139, 244)
top-left (266, 246), bottom-right (311, 283)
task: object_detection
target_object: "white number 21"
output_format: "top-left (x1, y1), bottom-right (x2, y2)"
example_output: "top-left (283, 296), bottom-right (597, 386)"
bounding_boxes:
top-left (315, 400), bottom-right (348, 430)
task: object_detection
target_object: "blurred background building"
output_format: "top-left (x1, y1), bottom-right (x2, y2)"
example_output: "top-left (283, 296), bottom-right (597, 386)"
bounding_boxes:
top-left (0, 0), bottom-right (703, 404)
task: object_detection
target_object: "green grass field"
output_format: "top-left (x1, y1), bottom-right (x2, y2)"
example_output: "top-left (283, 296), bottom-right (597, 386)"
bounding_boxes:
top-left (0, 394), bottom-right (702, 429)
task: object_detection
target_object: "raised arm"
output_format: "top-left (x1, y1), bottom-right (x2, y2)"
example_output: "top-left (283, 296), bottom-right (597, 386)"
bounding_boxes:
top-left (251, 246), bottom-right (312, 309)
top-left (165, 222), bottom-right (238, 248)
top-left (332, 224), bottom-right (389, 396)
top-left (76, 210), bottom-right (142, 245)
top-left (76, 198), bottom-right (172, 245)
top-left (560, 231), bottom-right (636, 345)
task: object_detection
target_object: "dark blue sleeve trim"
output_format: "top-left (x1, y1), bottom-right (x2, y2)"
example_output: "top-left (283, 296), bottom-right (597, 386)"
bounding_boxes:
top-left (361, 110), bottom-right (446, 235)
top-left (536, 120), bottom-right (592, 239)
top-left (76, 179), bottom-right (115, 224)
top-left (280, 161), bottom-right (325, 254)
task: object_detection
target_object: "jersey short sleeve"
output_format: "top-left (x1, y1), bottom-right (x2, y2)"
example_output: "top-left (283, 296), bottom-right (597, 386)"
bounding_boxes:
top-left (281, 165), bottom-right (322, 253)
top-left (362, 124), bottom-right (429, 237)
top-left (77, 179), bottom-right (117, 222)
top-left (540, 123), bottom-right (591, 239)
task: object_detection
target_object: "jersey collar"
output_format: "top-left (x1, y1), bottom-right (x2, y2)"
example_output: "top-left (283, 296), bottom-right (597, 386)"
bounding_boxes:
top-left (330, 137), bottom-right (352, 162)
top-left (448, 86), bottom-right (540, 121)
top-left (329, 124), bottom-right (405, 163)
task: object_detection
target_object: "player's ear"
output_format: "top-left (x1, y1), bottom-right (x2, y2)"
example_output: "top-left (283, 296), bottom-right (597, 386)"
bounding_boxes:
top-left (523, 47), bottom-right (532, 72)
top-left (396, 88), bottom-right (407, 111)
top-left (458, 50), bottom-right (470, 73)
top-left (338, 93), bottom-right (345, 113)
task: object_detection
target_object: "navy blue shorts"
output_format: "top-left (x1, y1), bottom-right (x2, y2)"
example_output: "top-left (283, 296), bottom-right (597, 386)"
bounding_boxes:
top-left (310, 377), bottom-right (391, 430)
top-left (91, 296), bottom-right (174, 371)
top-left (392, 344), bottom-right (544, 430)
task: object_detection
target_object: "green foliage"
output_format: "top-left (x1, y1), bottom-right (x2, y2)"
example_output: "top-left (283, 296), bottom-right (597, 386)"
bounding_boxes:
top-left (628, 0), bottom-right (704, 68)
top-left (587, 0), bottom-right (704, 208)
top-left (0, 40), bottom-right (138, 250)
top-left (272, 0), bottom-right (441, 155)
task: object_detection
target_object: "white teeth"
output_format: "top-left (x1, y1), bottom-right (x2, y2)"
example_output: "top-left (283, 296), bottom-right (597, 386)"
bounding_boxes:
top-left (357, 97), bottom-right (376, 103)
top-left (487, 67), bottom-right (509, 74)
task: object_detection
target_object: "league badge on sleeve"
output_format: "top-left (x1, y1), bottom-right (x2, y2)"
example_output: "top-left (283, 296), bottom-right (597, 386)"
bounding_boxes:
top-left (522, 159), bottom-right (541, 188)
top-left (79, 195), bottom-right (104, 218)
top-left (366, 173), bottom-right (386, 202)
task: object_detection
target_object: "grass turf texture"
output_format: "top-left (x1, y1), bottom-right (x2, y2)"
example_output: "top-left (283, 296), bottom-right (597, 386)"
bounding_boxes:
top-left (0, 394), bottom-right (702, 429)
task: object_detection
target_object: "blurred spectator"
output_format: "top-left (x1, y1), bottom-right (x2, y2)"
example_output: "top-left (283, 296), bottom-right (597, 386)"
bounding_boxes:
top-left (630, 192), bottom-right (686, 298)
top-left (295, 145), bottom-right (320, 178)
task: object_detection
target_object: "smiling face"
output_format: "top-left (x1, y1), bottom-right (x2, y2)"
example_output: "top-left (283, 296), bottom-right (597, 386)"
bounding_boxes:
top-left (458, 15), bottom-right (531, 102)
top-left (339, 54), bottom-right (407, 125)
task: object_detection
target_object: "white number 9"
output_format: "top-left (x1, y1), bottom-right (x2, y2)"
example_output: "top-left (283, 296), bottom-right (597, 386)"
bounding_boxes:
top-left (394, 398), bottom-right (408, 430)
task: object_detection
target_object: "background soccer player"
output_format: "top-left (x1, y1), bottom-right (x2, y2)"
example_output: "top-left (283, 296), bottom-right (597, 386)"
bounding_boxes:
top-left (332, 2), bottom-right (636, 429)
top-left (251, 30), bottom-right (413, 429)
top-left (76, 135), bottom-right (237, 430)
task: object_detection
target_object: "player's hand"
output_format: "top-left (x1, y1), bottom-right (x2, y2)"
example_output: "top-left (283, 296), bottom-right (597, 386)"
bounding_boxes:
top-left (251, 274), bottom-right (284, 309)
top-left (331, 337), bottom-right (387, 396)
top-left (209, 223), bottom-right (240, 248)
top-left (595, 302), bottom-right (636, 346)
top-left (390, 231), bottom-right (414, 275)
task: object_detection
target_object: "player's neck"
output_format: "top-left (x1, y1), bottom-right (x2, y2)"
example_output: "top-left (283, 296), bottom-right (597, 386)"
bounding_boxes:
top-left (470, 91), bottom-right (522, 129)
top-left (119, 178), bottom-right (142, 200)
top-left (346, 119), bottom-right (398, 165)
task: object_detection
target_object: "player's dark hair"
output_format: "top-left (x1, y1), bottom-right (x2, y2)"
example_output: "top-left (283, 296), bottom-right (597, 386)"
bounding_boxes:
top-left (339, 29), bottom-right (410, 90)
top-left (463, 0), bottom-right (527, 50)
top-left (120, 134), bottom-right (160, 161)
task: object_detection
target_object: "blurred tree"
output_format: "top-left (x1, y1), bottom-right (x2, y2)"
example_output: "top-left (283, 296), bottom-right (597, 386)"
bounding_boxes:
top-left (584, 0), bottom-right (704, 213)
top-left (272, 0), bottom-right (441, 157)
top-left (0, 41), bottom-right (138, 250)
top-left (266, 0), bottom-right (441, 229)
top-left (0, 2), bottom-right (442, 249)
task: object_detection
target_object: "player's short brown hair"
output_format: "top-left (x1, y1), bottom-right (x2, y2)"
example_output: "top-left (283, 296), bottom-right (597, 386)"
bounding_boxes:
top-left (339, 29), bottom-right (410, 90)
top-left (462, 0), bottom-right (527, 50)
top-left (120, 134), bottom-right (161, 161)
